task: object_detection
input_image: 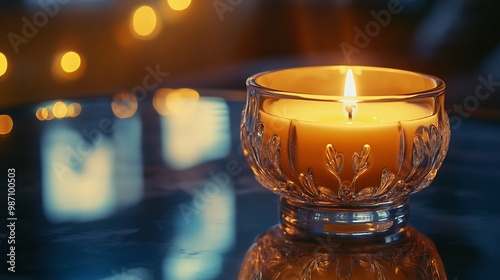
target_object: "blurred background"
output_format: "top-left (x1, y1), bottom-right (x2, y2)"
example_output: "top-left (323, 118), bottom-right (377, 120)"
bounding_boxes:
top-left (1, 1), bottom-right (500, 279)
top-left (0, 0), bottom-right (499, 111)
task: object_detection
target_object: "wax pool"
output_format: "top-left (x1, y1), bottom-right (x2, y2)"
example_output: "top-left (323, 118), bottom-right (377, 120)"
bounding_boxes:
top-left (259, 99), bottom-right (438, 192)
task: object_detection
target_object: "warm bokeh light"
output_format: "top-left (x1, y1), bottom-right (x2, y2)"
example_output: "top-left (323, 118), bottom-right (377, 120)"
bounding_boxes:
top-left (52, 101), bottom-right (68, 118)
top-left (36, 107), bottom-right (52, 121)
top-left (36, 108), bottom-right (45, 121)
top-left (153, 88), bottom-right (200, 116)
top-left (153, 88), bottom-right (171, 116)
top-left (67, 103), bottom-right (82, 118)
top-left (37, 101), bottom-right (81, 121)
top-left (0, 52), bottom-right (7, 77)
top-left (60, 51), bottom-right (81, 73)
top-left (0, 114), bottom-right (13, 135)
top-left (41, 108), bottom-right (49, 120)
top-left (132, 5), bottom-right (158, 38)
top-left (167, 0), bottom-right (191, 11)
top-left (52, 51), bottom-right (85, 81)
top-left (111, 92), bottom-right (138, 119)
top-left (166, 88), bottom-right (200, 115)
top-left (45, 109), bottom-right (54, 121)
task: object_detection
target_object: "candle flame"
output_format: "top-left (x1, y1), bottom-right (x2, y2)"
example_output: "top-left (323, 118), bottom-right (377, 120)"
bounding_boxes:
top-left (343, 68), bottom-right (357, 120)
top-left (344, 68), bottom-right (356, 98)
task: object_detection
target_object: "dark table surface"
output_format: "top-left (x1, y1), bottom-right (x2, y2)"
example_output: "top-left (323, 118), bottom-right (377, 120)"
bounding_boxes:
top-left (0, 89), bottom-right (499, 280)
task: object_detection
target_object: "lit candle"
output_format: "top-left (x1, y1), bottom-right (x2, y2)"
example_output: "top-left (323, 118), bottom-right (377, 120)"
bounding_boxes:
top-left (343, 69), bottom-right (357, 121)
top-left (258, 68), bottom-right (439, 195)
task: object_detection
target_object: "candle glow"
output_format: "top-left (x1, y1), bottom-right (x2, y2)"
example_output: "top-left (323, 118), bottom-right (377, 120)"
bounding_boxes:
top-left (343, 68), bottom-right (358, 121)
top-left (252, 66), bottom-right (444, 196)
top-left (241, 65), bottom-right (450, 248)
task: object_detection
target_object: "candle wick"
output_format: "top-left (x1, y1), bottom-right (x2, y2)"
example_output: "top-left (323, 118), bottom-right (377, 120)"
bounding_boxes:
top-left (345, 104), bottom-right (356, 121)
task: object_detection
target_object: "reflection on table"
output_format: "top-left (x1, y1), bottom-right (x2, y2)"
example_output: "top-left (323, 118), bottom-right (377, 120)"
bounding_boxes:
top-left (0, 89), bottom-right (499, 279)
top-left (239, 225), bottom-right (446, 280)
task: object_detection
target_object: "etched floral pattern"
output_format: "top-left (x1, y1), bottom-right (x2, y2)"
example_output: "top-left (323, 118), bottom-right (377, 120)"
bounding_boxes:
top-left (238, 226), bottom-right (446, 280)
top-left (241, 90), bottom-right (450, 205)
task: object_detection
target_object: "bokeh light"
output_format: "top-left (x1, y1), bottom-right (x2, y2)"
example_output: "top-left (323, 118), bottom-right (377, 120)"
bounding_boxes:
top-left (67, 103), bottom-right (82, 118)
top-left (0, 52), bottom-right (8, 77)
top-left (132, 5), bottom-right (158, 38)
top-left (111, 92), bottom-right (138, 119)
top-left (153, 88), bottom-right (199, 116)
top-left (0, 114), bottom-right (13, 135)
top-left (167, 0), bottom-right (191, 11)
top-left (52, 51), bottom-right (85, 81)
top-left (41, 108), bottom-right (49, 120)
top-left (153, 88), bottom-right (171, 116)
top-left (45, 109), bottom-right (54, 121)
top-left (52, 101), bottom-right (68, 118)
top-left (166, 88), bottom-right (199, 115)
top-left (36, 108), bottom-right (45, 121)
top-left (60, 51), bottom-right (81, 73)
top-left (36, 101), bottom-right (81, 121)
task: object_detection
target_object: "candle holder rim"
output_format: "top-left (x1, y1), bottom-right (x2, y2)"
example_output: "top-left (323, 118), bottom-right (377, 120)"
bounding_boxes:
top-left (247, 65), bottom-right (445, 101)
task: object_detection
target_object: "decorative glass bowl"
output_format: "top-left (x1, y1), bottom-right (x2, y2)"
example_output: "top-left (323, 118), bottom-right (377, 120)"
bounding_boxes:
top-left (240, 66), bottom-right (450, 242)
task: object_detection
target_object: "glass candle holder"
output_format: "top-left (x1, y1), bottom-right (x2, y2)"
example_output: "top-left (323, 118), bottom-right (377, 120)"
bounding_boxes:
top-left (240, 66), bottom-right (450, 243)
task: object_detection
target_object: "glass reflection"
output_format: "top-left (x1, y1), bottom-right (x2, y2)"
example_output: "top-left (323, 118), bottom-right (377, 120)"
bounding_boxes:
top-left (40, 114), bottom-right (143, 223)
top-left (163, 181), bottom-right (235, 280)
top-left (239, 226), bottom-right (446, 279)
top-left (158, 93), bottom-right (230, 170)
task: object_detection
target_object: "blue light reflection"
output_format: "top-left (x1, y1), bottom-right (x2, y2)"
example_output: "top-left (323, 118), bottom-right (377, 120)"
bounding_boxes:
top-left (40, 115), bottom-right (143, 223)
top-left (160, 97), bottom-right (231, 170)
top-left (163, 182), bottom-right (236, 280)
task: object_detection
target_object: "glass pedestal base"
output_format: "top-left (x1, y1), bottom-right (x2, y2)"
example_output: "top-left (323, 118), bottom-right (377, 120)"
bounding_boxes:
top-left (280, 197), bottom-right (409, 244)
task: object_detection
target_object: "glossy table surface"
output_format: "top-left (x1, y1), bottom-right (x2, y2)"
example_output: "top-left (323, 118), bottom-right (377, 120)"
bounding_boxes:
top-left (0, 89), bottom-right (499, 280)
